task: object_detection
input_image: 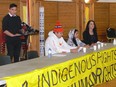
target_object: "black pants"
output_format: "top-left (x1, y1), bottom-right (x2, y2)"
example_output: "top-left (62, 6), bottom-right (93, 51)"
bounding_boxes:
top-left (6, 37), bottom-right (21, 62)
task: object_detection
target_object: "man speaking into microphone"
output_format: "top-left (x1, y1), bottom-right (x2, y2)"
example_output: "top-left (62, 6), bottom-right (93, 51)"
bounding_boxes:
top-left (2, 3), bottom-right (22, 62)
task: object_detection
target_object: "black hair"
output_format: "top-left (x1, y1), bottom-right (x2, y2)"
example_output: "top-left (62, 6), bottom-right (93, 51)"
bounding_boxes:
top-left (85, 20), bottom-right (97, 35)
top-left (9, 3), bottom-right (17, 9)
top-left (72, 29), bottom-right (78, 46)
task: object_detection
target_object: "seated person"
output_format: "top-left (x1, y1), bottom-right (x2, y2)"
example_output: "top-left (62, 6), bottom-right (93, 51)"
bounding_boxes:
top-left (45, 21), bottom-right (79, 56)
top-left (83, 20), bottom-right (98, 46)
top-left (67, 29), bottom-right (86, 47)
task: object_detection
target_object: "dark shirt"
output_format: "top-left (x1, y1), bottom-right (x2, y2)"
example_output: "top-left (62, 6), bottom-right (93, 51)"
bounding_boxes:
top-left (83, 31), bottom-right (98, 45)
top-left (2, 14), bottom-right (22, 40)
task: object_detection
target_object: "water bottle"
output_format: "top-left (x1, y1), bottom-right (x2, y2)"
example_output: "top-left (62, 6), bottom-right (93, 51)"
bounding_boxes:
top-left (48, 48), bottom-right (52, 58)
top-left (113, 39), bottom-right (116, 45)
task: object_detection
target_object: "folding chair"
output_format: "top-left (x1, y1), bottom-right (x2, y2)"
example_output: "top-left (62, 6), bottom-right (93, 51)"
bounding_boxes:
top-left (0, 56), bottom-right (11, 66)
top-left (27, 51), bottom-right (39, 59)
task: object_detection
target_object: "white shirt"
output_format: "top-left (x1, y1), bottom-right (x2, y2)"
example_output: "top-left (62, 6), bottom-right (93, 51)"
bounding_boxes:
top-left (45, 31), bottom-right (76, 56)
top-left (8, 13), bottom-right (16, 17)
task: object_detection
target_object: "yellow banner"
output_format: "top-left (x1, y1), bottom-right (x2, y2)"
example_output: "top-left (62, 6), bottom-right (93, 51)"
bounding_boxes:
top-left (4, 47), bottom-right (116, 87)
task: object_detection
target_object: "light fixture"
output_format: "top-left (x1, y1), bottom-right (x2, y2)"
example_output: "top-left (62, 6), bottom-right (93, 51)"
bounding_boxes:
top-left (84, 0), bottom-right (90, 3)
top-left (84, 0), bottom-right (97, 3)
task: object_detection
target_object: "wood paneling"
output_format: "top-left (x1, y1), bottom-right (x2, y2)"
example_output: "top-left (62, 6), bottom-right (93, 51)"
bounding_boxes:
top-left (59, 2), bottom-right (76, 39)
top-left (109, 3), bottom-right (116, 29)
top-left (94, 3), bottom-right (109, 41)
top-left (43, 1), bottom-right (80, 40)
top-left (28, 0), bottom-right (40, 53)
top-left (42, 2), bottom-right (58, 39)
top-left (94, 3), bottom-right (116, 42)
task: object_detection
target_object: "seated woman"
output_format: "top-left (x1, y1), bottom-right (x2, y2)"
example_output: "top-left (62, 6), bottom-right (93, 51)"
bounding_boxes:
top-left (67, 29), bottom-right (86, 47)
top-left (83, 20), bottom-right (98, 46)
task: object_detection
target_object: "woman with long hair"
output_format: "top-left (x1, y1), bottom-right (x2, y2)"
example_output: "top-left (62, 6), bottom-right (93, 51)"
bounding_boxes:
top-left (83, 20), bottom-right (98, 46)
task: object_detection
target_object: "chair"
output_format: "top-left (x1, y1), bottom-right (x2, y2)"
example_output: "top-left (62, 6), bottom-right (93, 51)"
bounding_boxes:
top-left (106, 28), bottom-right (116, 42)
top-left (0, 56), bottom-right (11, 66)
top-left (27, 51), bottom-right (39, 59)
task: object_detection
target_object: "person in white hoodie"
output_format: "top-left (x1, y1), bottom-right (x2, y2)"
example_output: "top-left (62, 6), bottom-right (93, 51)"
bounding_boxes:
top-left (45, 21), bottom-right (79, 56)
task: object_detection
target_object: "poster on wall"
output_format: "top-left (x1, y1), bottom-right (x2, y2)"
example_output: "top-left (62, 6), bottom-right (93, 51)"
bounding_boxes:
top-left (39, 7), bottom-right (44, 56)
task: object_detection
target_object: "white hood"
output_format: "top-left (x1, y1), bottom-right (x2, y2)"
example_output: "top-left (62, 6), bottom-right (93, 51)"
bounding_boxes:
top-left (45, 31), bottom-right (76, 56)
top-left (48, 31), bottom-right (60, 39)
top-left (48, 31), bottom-right (54, 37)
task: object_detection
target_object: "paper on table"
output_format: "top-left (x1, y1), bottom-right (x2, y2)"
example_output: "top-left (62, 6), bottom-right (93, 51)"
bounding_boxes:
top-left (78, 47), bottom-right (83, 52)
top-left (90, 46), bottom-right (94, 49)
top-left (53, 47), bottom-right (83, 57)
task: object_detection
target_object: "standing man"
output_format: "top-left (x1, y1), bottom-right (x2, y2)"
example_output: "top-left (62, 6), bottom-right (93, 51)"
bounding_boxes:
top-left (2, 3), bottom-right (22, 62)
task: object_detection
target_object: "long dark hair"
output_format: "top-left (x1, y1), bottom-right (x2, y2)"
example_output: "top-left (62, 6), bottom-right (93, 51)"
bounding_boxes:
top-left (72, 29), bottom-right (78, 46)
top-left (85, 20), bottom-right (97, 35)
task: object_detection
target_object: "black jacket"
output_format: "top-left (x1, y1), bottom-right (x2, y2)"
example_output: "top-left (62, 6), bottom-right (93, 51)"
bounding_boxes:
top-left (2, 14), bottom-right (22, 41)
top-left (83, 31), bottom-right (98, 45)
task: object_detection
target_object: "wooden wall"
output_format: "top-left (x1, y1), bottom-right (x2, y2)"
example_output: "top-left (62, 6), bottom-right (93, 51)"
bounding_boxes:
top-left (42, 1), bottom-right (80, 39)
top-left (27, 0), bottom-right (40, 52)
top-left (94, 3), bottom-right (109, 41)
top-left (42, 2), bottom-right (58, 39)
top-left (43, 1), bottom-right (116, 42)
top-left (94, 3), bottom-right (116, 41)
top-left (109, 3), bottom-right (116, 29)
top-left (0, 0), bottom-right (20, 30)
top-left (58, 2), bottom-right (77, 39)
